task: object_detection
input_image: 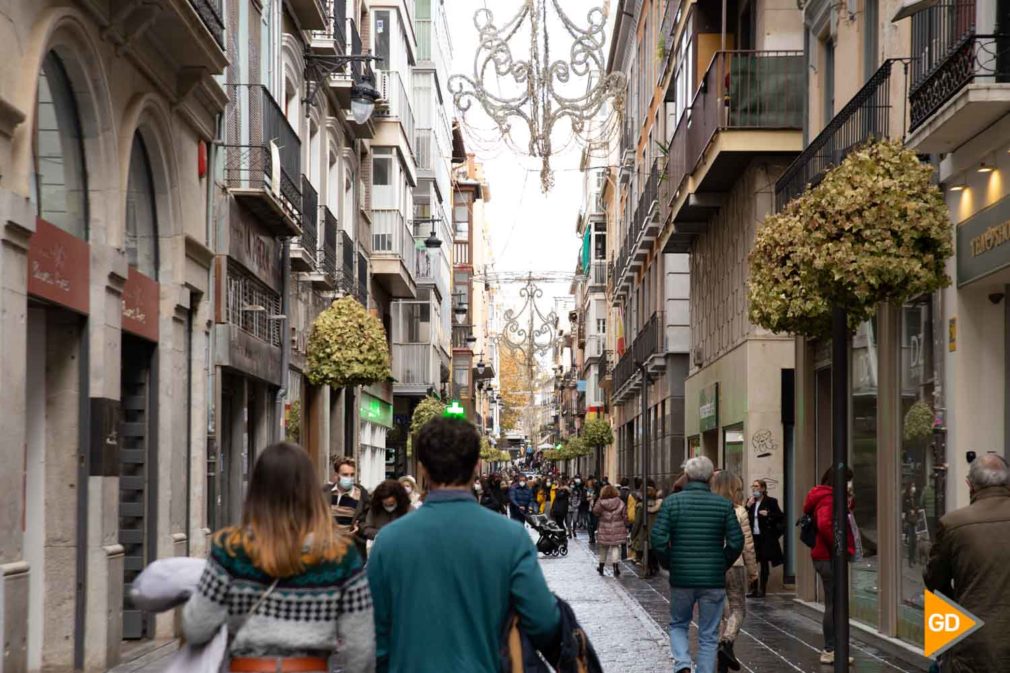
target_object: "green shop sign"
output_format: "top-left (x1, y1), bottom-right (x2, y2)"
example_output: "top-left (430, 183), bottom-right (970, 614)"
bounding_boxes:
top-left (360, 394), bottom-right (393, 428)
top-left (957, 195), bottom-right (1010, 286)
top-left (699, 383), bottom-right (719, 433)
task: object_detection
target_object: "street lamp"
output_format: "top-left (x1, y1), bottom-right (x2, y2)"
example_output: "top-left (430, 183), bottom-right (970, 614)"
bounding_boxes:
top-left (350, 71), bottom-right (381, 124)
top-left (476, 359), bottom-right (487, 377)
top-left (453, 302), bottom-right (468, 324)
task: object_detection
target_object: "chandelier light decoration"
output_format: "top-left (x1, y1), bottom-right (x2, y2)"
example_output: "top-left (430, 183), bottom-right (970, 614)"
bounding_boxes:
top-left (498, 276), bottom-right (559, 374)
top-left (449, 1), bottom-right (626, 191)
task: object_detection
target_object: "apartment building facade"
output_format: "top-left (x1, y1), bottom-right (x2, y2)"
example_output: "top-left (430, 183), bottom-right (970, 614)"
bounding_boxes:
top-left (606, 0), bottom-right (692, 490)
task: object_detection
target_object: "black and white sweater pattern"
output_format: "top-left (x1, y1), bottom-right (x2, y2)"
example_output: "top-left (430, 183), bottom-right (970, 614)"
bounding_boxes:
top-left (182, 532), bottom-right (375, 673)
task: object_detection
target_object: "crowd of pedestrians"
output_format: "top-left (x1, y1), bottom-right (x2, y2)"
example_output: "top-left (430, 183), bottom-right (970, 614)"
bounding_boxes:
top-left (154, 416), bottom-right (1010, 673)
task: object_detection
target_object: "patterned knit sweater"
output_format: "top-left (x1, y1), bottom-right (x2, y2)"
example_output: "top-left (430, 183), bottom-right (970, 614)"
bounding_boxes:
top-left (182, 530), bottom-right (375, 673)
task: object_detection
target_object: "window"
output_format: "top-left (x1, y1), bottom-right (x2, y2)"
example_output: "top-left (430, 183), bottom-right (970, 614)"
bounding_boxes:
top-left (33, 51), bottom-right (88, 239)
top-left (373, 154), bottom-right (391, 185)
top-left (864, 0), bottom-right (879, 80)
top-left (374, 10), bottom-right (391, 71)
top-left (125, 134), bottom-right (158, 278)
top-left (822, 37), bottom-right (835, 125)
top-left (454, 191), bottom-right (472, 238)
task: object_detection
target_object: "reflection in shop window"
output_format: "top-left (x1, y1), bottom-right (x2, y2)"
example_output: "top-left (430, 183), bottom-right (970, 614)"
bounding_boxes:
top-left (33, 52), bottom-right (88, 239)
top-left (851, 318), bottom-right (879, 628)
top-left (898, 296), bottom-right (940, 645)
top-left (723, 425), bottom-right (744, 478)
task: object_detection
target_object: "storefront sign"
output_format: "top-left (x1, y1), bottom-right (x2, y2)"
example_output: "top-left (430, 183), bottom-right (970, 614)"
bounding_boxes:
top-left (229, 203), bottom-right (281, 289)
top-left (216, 324), bottom-right (283, 385)
top-left (699, 383), bottom-right (718, 432)
top-left (957, 195), bottom-right (1010, 286)
top-left (360, 393), bottom-right (393, 428)
top-left (122, 267), bottom-right (159, 342)
top-left (28, 218), bottom-right (89, 314)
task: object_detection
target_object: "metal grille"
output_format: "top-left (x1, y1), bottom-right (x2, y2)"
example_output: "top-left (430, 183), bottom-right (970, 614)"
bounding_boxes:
top-left (321, 205), bottom-right (338, 276)
top-left (225, 261), bottom-right (282, 347)
top-left (300, 176), bottom-right (318, 258)
top-left (357, 251), bottom-right (368, 304)
top-left (190, 0), bottom-right (225, 48)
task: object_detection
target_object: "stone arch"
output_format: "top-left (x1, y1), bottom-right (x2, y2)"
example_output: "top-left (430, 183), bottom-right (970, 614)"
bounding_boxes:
top-left (9, 7), bottom-right (118, 245)
top-left (119, 94), bottom-right (184, 282)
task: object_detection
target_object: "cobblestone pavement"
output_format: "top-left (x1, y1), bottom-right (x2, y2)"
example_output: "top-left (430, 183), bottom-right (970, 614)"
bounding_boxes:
top-left (555, 533), bottom-right (932, 673)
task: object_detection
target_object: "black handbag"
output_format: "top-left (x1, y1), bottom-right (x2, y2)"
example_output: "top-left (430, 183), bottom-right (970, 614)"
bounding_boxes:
top-left (796, 513), bottom-right (818, 548)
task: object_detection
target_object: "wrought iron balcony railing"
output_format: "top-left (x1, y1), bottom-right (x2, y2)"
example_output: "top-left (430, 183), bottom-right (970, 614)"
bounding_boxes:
top-left (223, 145), bottom-right (302, 227)
top-left (312, 0), bottom-right (348, 53)
top-left (775, 59), bottom-right (899, 210)
top-left (341, 230), bottom-right (355, 288)
top-left (190, 0), bottom-right (225, 48)
top-left (910, 29), bottom-right (1010, 131)
top-left (356, 251), bottom-right (368, 305)
top-left (320, 206), bottom-right (338, 277)
top-left (301, 177), bottom-right (319, 257)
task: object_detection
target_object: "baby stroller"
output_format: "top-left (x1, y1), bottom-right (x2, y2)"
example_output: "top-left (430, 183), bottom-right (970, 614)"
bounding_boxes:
top-left (527, 513), bottom-right (568, 557)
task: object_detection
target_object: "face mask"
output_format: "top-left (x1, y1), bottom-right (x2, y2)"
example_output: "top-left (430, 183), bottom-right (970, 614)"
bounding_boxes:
top-left (475, 483), bottom-right (483, 493)
top-left (403, 486), bottom-right (413, 495)
top-left (339, 477), bottom-right (354, 491)
top-left (383, 503), bottom-right (397, 513)
top-left (546, 481), bottom-right (552, 487)
top-left (520, 481), bottom-right (527, 488)
top-left (752, 490), bottom-right (762, 499)
top-left (575, 479), bottom-right (582, 485)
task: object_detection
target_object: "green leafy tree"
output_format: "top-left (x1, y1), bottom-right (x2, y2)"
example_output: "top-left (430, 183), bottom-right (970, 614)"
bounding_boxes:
top-left (749, 140), bottom-right (952, 338)
top-left (306, 297), bottom-right (392, 386)
top-left (407, 396), bottom-right (446, 456)
top-left (581, 417), bottom-right (614, 454)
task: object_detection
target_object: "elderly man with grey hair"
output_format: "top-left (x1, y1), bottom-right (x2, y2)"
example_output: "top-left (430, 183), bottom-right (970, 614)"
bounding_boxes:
top-left (651, 456), bottom-right (743, 673)
top-left (925, 452), bottom-right (1010, 673)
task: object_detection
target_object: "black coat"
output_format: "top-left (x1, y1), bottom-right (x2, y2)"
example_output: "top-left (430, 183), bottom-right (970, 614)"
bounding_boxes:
top-left (747, 495), bottom-right (784, 566)
top-left (500, 595), bottom-right (603, 673)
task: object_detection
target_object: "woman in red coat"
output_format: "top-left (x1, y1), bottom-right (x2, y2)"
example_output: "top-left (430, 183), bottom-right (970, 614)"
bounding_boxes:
top-left (803, 466), bottom-right (855, 666)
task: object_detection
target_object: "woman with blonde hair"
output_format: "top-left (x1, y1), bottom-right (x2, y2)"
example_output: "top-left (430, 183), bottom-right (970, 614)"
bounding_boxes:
top-left (183, 443), bottom-right (374, 673)
top-left (398, 475), bottom-right (422, 509)
top-left (711, 470), bottom-right (758, 673)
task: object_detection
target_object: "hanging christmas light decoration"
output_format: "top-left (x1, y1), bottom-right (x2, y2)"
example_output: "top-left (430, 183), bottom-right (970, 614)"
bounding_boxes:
top-left (449, 1), bottom-right (626, 192)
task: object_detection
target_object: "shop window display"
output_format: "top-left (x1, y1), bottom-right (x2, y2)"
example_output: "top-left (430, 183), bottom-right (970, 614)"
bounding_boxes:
top-left (850, 318), bottom-right (879, 627)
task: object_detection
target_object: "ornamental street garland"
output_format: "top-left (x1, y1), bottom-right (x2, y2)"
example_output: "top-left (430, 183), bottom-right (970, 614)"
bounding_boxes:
top-left (749, 140), bottom-right (952, 338)
top-left (305, 297), bottom-right (392, 387)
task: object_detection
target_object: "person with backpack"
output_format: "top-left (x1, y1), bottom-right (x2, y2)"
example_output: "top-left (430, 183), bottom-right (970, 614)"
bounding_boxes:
top-left (802, 466), bottom-right (855, 666)
top-left (183, 443), bottom-right (374, 673)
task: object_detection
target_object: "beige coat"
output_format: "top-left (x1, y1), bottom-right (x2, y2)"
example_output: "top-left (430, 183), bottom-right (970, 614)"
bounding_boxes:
top-left (734, 505), bottom-right (759, 578)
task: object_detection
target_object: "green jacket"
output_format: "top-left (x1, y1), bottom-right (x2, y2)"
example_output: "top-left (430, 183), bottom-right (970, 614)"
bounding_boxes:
top-left (367, 490), bottom-right (560, 673)
top-left (650, 481), bottom-right (744, 588)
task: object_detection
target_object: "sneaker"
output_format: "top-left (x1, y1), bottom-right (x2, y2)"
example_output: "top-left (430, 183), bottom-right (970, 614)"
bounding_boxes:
top-left (820, 651), bottom-right (853, 665)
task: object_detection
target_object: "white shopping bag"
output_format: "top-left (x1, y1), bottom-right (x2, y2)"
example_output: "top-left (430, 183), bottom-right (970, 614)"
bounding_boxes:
top-left (131, 557), bottom-right (206, 613)
top-left (162, 625), bottom-right (228, 673)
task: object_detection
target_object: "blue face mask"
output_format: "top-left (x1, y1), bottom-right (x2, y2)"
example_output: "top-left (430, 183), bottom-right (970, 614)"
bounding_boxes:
top-left (339, 476), bottom-right (354, 491)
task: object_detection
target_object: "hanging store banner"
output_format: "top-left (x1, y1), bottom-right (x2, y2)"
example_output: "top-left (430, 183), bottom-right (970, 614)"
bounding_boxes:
top-left (122, 267), bottom-right (160, 342)
top-left (957, 195), bottom-right (1010, 286)
top-left (28, 218), bottom-right (90, 314)
top-left (699, 383), bottom-right (719, 432)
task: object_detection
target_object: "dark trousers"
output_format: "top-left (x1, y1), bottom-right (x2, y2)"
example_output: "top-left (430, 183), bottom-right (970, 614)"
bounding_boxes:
top-left (552, 513), bottom-right (566, 530)
top-left (588, 513), bottom-right (598, 541)
top-left (753, 534), bottom-right (772, 591)
top-left (814, 560), bottom-right (835, 652)
top-left (510, 508), bottom-right (527, 525)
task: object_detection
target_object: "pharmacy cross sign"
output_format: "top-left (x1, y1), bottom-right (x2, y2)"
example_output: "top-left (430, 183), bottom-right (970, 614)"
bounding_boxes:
top-left (444, 401), bottom-right (467, 419)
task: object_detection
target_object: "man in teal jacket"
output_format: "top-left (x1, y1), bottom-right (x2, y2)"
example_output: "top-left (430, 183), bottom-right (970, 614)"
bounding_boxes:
top-left (367, 417), bottom-right (560, 673)
top-left (651, 456), bottom-right (743, 673)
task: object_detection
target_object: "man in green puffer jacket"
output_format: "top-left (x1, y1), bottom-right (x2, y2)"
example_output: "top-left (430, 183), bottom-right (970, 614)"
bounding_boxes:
top-left (651, 456), bottom-right (743, 673)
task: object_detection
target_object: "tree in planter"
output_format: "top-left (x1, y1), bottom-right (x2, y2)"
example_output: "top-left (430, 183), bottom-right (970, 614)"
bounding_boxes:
top-left (747, 139), bottom-right (951, 670)
top-left (406, 396), bottom-right (446, 457)
top-left (581, 417), bottom-right (614, 476)
top-left (748, 140), bottom-right (952, 339)
top-left (305, 297), bottom-right (392, 387)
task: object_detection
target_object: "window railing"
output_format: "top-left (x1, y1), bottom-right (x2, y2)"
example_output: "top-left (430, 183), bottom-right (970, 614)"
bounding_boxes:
top-left (223, 145), bottom-right (302, 226)
top-left (225, 260), bottom-right (282, 347)
top-left (320, 206), bottom-right (338, 276)
top-left (589, 259), bottom-right (607, 287)
top-left (312, 0), bottom-right (347, 52)
top-left (341, 230), bottom-right (355, 288)
top-left (372, 209), bottom-right (417, 280)
top-left (414, 238), bottom-right (450, 299)
top-left (190, 0), bottom-right (225, 48)
top-left (300, 177), bottom-right (319, 259)
top-left (376, 71), bottom-right (416, 158)
top-left (357, 251), bottom-right (368, 304)
top-left (775, 59), bottom-right (898, 210)
top-left (633, 311), bottom-right (666, 365)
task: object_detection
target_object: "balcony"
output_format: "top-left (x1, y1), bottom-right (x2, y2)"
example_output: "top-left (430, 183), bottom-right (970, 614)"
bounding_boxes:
top-left (309, 205), bottom-right (342, 289)
top-left (393, 343), bottom-right (441, 395)
top-left (775, 59), bottom-right (901, 210)
top-left (292, 176), bottom-right (319, 271)
top-left (356, 251), bottom-right (369, 305)
top-left (588, 259), bottom-right (607, 290)
top-left (612, 159), bottom-right (660, 301)
top-left (906, 0), bottom-right (1010, 151)
top-left (612, 312), bottom-right (668, 405)
top-left (371, 209), bottom-right (418, 298)
top-left (286, 0), bottom-right (327, 31)
top-left (660, 50), bottom-right (803, 251)
top-left (375, 71), bottom-right (417, 161)
top-left (223, 85), bottom-right (302, 236)
top-left (413, 234), bottom-right (450, 301)
top-left (311, 0), bottom-right (347, 56)
top-left (115, 0), bottom-right (227, 77)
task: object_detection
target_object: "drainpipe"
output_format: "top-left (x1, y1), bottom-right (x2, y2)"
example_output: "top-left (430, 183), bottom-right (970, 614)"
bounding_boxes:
top-left (276, 238), bottom-right (291, 442)
top-left (203, 113), bottom-right (222, 537)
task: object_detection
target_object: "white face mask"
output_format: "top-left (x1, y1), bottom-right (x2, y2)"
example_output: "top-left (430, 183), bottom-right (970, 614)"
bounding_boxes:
top-left (475, 483), bottom-right (483, 493)
top-left (383, 503), bottom-right (397, 513)
top-left (403, 486), bottom-right (413, 495)
top-left (519, 481), bottom-right (527, 488)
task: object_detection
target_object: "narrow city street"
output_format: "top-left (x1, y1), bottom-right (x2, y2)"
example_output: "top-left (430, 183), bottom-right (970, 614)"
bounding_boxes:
top-left (111, 529), bottom-right (932, 673)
